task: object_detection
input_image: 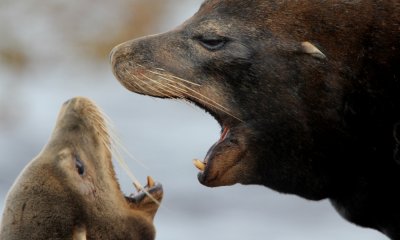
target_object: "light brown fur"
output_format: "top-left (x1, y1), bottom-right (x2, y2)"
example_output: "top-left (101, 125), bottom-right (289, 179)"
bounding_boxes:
top-left (0, 97), bottom-right (162, 240)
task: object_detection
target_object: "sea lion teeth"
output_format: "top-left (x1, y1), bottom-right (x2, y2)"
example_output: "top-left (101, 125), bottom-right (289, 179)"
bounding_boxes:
top-left (147, 176), bottom-right (155, 188)
top-left (301, 41), bottom-right (326, 59)
top-left (193, 159), bottom-right (206, 171)
top-left (133, 181), bottom-right (142, 192)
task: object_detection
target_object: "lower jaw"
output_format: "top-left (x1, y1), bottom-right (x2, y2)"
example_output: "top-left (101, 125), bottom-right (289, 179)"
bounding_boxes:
top-left (196, 161), bottom-right (242, 187)
top-left (192, 127), bottom-right (230, 178)
top-left (193, 125), bottom-right (248, 187)
top-left (197, 171), bottom-right (218, 186)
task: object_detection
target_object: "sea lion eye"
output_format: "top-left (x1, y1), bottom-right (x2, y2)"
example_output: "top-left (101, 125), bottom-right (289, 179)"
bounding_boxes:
top-left (74, 155), bottom-right (85, 176)
top-left (196, 36), bottom-right (228, 51)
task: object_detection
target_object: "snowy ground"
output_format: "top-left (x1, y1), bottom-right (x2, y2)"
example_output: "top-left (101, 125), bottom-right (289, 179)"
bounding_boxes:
top-left (0, 1), bottom-right (389, 239)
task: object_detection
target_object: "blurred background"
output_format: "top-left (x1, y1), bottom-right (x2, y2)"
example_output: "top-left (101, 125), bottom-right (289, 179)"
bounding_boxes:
top-left (0, 1), bottom-right (388, 239)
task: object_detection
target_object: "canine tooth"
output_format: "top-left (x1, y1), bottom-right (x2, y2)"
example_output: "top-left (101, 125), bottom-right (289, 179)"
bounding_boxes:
top-left (147, 176), bottom-right (155, 188)
top-left (193, 159), bottom-right (206, 171)
top-left (301, 41), bottom-right (326, 59)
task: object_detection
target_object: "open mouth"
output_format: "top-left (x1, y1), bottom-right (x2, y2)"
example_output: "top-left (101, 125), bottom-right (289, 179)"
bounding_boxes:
top-left (125, 176), bottom-right (163, 204)
top-left (189, 103), bottom-right (246, 187)
top-left (124, 176), bottom-right (163, 217)
top-left (193, 126), bottom-right (230, 174)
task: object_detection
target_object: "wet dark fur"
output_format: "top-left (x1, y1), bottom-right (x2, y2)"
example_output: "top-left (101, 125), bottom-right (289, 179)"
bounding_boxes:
top-left (110, 0), bottom-right (400, 238)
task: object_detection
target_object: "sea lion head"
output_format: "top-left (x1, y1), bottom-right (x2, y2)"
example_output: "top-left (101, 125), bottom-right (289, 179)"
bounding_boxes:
top-left (110, 0), bottom-right (336, 200)
top-left (0, 97), bottom-right (163, 240)
top-left (110, 0), bottom-right (400, 201)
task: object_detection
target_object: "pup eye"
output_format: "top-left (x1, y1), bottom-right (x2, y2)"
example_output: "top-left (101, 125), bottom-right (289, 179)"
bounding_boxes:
top-left (197, 36), bottom-right (228, 51)
top-left (74, 155), bottom-right (85, 176)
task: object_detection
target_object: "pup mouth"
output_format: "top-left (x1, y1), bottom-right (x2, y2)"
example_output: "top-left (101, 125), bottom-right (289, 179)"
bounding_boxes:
top-left (125, 176), bottom-right (163, 218)
top-left (125, 176), bottom-right (163, 204)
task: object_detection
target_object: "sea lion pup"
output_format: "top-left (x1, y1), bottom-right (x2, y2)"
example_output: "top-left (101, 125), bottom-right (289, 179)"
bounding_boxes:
top-left (110, 0), bottom-right (400, 238)
top-left (0, 97), bottom-right (163, 240)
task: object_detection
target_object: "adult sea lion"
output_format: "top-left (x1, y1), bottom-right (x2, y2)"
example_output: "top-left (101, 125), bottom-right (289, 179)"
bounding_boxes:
top-left (110, 0), bottom-right (400, 238)
top-left (0, 97), bottom-right (163, 240)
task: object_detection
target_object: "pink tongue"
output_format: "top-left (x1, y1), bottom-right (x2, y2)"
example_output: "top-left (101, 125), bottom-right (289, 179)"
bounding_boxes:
top-left (219, 127), bottom-right (229, 142)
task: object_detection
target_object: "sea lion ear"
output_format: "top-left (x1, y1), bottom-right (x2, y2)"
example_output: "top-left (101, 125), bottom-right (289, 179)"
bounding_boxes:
top-left (300, 41), bottom-right (327, 59)
top-left (393, 122), bottom-right (400, 164)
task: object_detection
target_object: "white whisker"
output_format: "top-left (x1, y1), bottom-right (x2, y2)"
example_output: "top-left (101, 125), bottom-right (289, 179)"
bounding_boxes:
top-left (124, 69), bottom-right (151, 94)
top-left (90, 98), bottom-right (160, 205)
top-left (140, 73), bottom-right (184, 98)
top-left (142, 74), bottom-right (184, 98)
top-left (147, 69), bottom-right (201, 87)
top-left (151, 74), bottom-right (243, 122)
top-left (125, 63), bottom-right (243, 121)
top-left (102, 134), bottom-right (161, 206)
